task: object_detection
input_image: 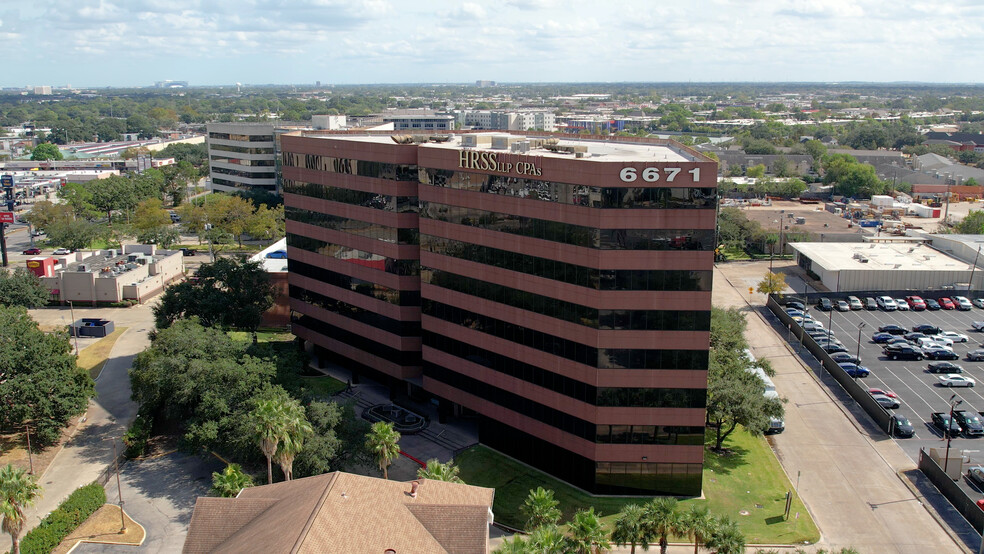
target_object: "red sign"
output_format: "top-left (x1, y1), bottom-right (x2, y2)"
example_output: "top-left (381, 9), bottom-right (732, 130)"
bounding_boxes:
top-left (0, 212), bottom-right (14, 223)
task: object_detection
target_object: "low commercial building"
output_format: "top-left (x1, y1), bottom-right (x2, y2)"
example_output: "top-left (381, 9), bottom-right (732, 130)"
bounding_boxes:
top-left (790, 241), bottom-right (983, 292)
top-left (26, 245), bottom-right (184, 305)
top-left (250, 238), bottom-right (289, 327)
top-left (183, 472), bottom-right (495, 554)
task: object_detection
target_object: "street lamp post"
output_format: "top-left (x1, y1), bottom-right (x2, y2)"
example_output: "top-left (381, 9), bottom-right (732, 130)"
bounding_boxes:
top-left (945, 394), bottom-right (963, 474)
top-left (856, 322), bottom-right (867, 374)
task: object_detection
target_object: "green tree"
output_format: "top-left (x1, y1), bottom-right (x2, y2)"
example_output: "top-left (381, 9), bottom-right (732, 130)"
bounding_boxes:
top-left (564, 507), bottom-right (611, 554)
top-left (293, 401), bottom-right (370, 478)
top-left (417, 459), bottom-right (464, 483)
top-left (0, 306), bottom-right (94, 445)
top-left (20, 200), bottom-right (74, 232)
top-left (678, 504), bottom-right (715, 554)
top-left (30, 142), bottom-right (63, 161)
top-left (746, 164), bottom-right (766, 179)
top-left (249, 395), bottom-right (291, 484)
top-left (521, 487), bottom-right (562, 530)
top-left (803, 140), bottom-right (827, 168)
top-left (131, 197), bottom-right (177, 246)
top-left (0, 268), bottom-right (50, 308)
top-left (610, 503), bottom-right (649, 554)
top-left (0, 464), bottom-right (43, 554)
top-left (56, 183), bottom-right (99, 220)
top-left (210, 464), bottom-right (254, 497)
top-left (772, 154), bottom-right (793, 178)
top-left (705, 516), bottom-right (745, 554)
top-left (756, 271), bottom-right (787, 295)
top-left (365, 421), bottom-right (401, 480)
top-left (270, 393), bottom-right (312, 482)
top-left (245, 204), bottom-right (284, 241)
top-left (207, 194), bottom-right (256, 247)
top-left (642, 497), bottom-right (679, 554)
top-left (45, 218), bottom-right (100, 251)
top-left (956, 210), bottom-right (984, 234)
top-left (153, 257), bottom-right (274, 340)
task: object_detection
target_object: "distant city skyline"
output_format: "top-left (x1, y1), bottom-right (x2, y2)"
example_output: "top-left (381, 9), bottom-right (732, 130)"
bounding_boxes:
top-left (4, 0), bottom-right (984, 88)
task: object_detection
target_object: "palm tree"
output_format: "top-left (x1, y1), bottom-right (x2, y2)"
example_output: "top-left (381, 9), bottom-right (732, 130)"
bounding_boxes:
top-left (678, 504), bottom-right (715, 554)
top-left (610, 503), bottom-right (649, 554)
top-left (565, 507), bottom-right (611, 554)
top-left (705, 516), bottom-right (745, 554)
top-left (210, 463), bottom-right (254, 498)
top-left (494, 534), bottom-right (528, 554)
top-left (642, 497), bottom-right (679, 554)
top-left (0, 464), bottom-right (42, 554)
top-left (417, 459), bottom-right (463, 483)
top-left (249, 397), bottom-right (289, 484)
top-left (273, 400), bottom-right (313, 481)
top-left (365, 421), bottom-right (401, 480)
top-left (526, 524), bottom-right (566, 553)
top-left (520, 486), bottom-right (562, 531)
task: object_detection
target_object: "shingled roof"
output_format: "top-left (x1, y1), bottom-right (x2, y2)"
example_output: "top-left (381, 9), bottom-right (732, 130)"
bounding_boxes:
top-left (183, 472), bottom-right (495, 554)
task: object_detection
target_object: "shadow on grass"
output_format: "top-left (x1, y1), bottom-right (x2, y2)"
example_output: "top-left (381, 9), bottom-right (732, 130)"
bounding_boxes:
top-left (765, 515), bottom-right (786, 525)
top-left (703, 441), bottom-right (750, 476)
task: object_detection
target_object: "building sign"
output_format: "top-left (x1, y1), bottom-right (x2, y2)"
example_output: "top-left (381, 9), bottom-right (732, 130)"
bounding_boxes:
top-left (0, 212), bottom-right (14, 223)
top-left (458, 151), bottom-right (542, 176)
top-left (619, 166), bottom-right (701, 183)
top-left (0, 175), bottom-right (12, 188)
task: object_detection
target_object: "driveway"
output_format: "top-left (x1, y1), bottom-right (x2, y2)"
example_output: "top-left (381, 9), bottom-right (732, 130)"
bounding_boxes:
top-left (72, 451), bottom-right (223, 553)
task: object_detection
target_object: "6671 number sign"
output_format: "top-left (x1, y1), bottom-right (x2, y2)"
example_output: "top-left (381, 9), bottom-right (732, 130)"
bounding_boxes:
top-left (619, 167), bottom-right (700, 183)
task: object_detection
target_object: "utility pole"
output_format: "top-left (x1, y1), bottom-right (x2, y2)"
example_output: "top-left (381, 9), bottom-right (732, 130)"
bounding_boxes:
top-left (970, 246), bottom-right (982, 294)
top-left (113, 441), bottom-right (126, 533)
top-left (68, 300), bottom-right (80, 355)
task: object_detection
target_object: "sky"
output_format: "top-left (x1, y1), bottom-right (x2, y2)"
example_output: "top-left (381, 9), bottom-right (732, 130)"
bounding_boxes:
top-left (3, 0), bottom-right (984, 88)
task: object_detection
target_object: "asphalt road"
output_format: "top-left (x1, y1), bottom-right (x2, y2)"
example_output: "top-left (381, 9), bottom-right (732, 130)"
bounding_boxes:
top-left (72, 452), bottom-right (223, 553)
top-left (794, 299), bottom-right (984, 512)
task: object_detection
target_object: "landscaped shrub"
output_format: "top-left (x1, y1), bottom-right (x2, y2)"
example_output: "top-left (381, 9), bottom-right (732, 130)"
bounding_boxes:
top-left (18, 482), bottom-right (106, 554)
top-left (122, 415), bottom-right (152, 458)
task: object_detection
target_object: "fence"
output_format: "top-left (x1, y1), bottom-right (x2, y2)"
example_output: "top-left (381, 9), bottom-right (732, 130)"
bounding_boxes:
top-left (919, 448), bottom-right (984, 534)
top-left (767, 295), bottom-right (892, 431)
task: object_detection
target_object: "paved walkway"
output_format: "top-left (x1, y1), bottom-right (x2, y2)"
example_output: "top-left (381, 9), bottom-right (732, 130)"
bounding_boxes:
top-left (716, 261), bottom-right (966, 553)
top-left (0, 305), bottom-right (152, 553)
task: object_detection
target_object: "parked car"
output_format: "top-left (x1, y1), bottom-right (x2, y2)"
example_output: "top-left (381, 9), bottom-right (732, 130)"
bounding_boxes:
top-left (912, 324), bottom-right (942, 335)
top-left (871, 394), bottom-right (900, 409)
top-left (968, 466), bottom-right (984, 489)
top-left (831, 352), bottom-right (862, 364)
top-left (940, 297), bottom-right (957, 310)
top-left (817, 297), bottom-right (833, 311)
top-left (865, 297), bottom-right (878, 310)
top-left (822, 343), bottom-right (849, 354)
top-left (847, 296), bottom-right (863, 310)
top-left (973, 298), bottom-right (984, 309)
top-left (906, 296), bottom-right (927, 311)
top-left (836, 300), bottom-right (850, 312)
top-left (940, 331), bottom-right (969, 343)
top-left (939, 374), bottom-right (976, 387)
top-left (925, 298), bottom-right (942, 310)
top-left (877, 296), bottom-right (898, 311)
top-left (871, 332), bottom-right (896, 344)
top-left (932, 412), bottom-right (964, 436)
top-left (802, 321), bottom-right (825, 332)
top-left (905, 332), bottom-right (930, 342)
top-left (953, 410), bottom-right (984, 437)
top-left (891, 415), bottom-right (914, 437)
top-left (868, 387), bottom-right (898, 398)
top-left (968, 349), bottom-right (984, 361)
top-left (785, 308), bottom-right (805, 317)
top-left (974, 321), bottom-right (984, 332)
top-left (885, 336), bottom-right (911, 345)
top-left (22, 247), bottom-right (41, 255)
top-left (879, 324), bottom-right (907, 335)
top-left (787, 301), bottom-right (805, 311)
top-left (924, 346), bottom-right (959, 360)
top-left (895, 298), bottom-right (910, 311)
top-left (179, 248), bottom-right (198, 256)
top-left (30, 229), bottom-right (45, 237)
top-left (838, 362), bottom-right (870, 378)
top-left (928, 361), bottom-right (963, 374)
top-left (955, 296), bottom-right (974, 311)
top-left (52, 248), bottom-right (73, 255)
top-left (917, 335), bottom-right (953, 348)
top-left (265, 250), bottom-right (288, 259)
top-left (884, 344), bottom-right (924, 360)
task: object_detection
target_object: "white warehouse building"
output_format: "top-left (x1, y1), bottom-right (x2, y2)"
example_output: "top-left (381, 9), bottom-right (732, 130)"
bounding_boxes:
top-left (790, 241), bottom-right (984, 292)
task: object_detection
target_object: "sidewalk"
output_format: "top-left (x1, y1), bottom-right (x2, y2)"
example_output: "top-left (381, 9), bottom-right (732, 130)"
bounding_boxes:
top-left (716, 261), bottom-right (966, 553)
top-left (0, 305), bottom-right (149, 553)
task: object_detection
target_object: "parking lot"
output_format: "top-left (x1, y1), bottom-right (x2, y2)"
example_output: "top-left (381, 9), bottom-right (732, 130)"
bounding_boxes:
top-left (789, 295), bottom-right (984, 500)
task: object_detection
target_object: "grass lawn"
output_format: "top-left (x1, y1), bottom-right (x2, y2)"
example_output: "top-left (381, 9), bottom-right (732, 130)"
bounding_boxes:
top-left (456, 427), bottom-right (819, 545)
top-left (227, 329), bottom-right (295, 343)
top-left (76, 327), bottom-right (129, 379)
top-left (299, 375), bottom-right (348, 398)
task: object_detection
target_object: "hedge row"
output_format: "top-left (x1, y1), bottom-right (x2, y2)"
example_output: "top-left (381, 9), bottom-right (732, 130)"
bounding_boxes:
top-left (17, 482), bottom-right (106, 554)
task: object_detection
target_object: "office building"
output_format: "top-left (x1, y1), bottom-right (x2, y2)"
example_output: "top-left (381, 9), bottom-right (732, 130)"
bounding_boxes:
top-left (283, 131), bottom-right (717, 495)
top-left (207, 123), bottom-right (279, 194)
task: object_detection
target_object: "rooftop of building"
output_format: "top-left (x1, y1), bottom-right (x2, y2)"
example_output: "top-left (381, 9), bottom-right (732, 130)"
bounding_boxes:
top-left (301, 132), bottom-right (705, 163)
top-left (790, 241), bottom-right (975, 272)
top-left (182, 471), bottom-right (494, 554)
top-left (61, 249), bottom-right (171, 275)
